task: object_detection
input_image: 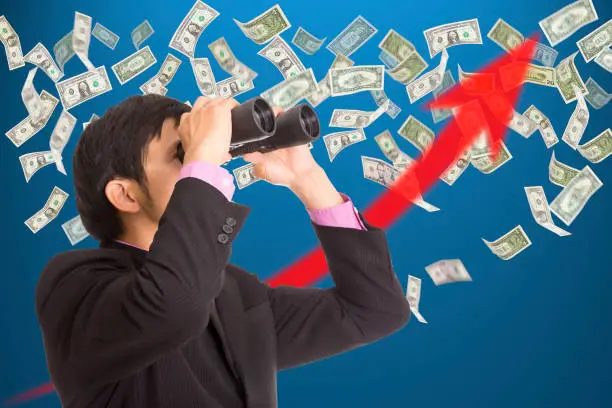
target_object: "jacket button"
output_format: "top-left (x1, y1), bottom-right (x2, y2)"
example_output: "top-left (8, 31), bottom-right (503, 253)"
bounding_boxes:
top-left (225, 217), bottom-right (236, 226)
top-left (222, 224), bottom-right (233, 234)
top-left (217, 233), bottom-right (229, 244)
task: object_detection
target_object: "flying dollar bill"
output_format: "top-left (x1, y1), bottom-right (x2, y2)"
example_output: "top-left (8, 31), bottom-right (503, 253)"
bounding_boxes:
top-left (329, 99), bottom-right (389, 129)
top-left (423, 18), bottom-right (482, 58)
top-left (431, 70), bottom-right (455, 123)
top-left (549, 151), bottom-right (579, 187)
top-left (292, 27), bottom-right (326, 54)
top-left (53, 31), bottom-right (74, 72)
top-left (584, 77), bottom-right (611, 109)
top-left (24, 43), bottom-right (64, 82)
top-left (62, 215), bottom-right (90, 246)
top-left (0, 15), bottom-right (25, 70)
top-left (49, 110), bottom-right (77, 175)
top-left (576, 19), bottom-right (611, 62)
top-left (56, 66), bottom-right (112, 110)
top-left (216, 77), bottom-right (254, 99)
top-left (21, 67), bottom-right (43, 122)
top-left (549, 165), bottom-right (602, 226)
top-left (386, 51), bottom-right (428, 85)
top-left (170, 1), bottom-right (220, 58)
top-left (379, 29), bottom-right (428, 84)
top-left (92, 22), bottom-right (120, 50)
top-left (233, 162), bottom-right (260, 189)
top-left (524, 186), bottom-right (571, 236)
top-left (525, 39), bottom-right (559, 67)
top-left (562, 84), bottom-right (589, 149)
top-left (509, 111), bottom-right (538, 138)
top-left (577, 128), bottom-right (612, 163)
top-left (539, 0), bottom-right (599, 47)
top-left (258, 35), bottom-right (306, 80)
top-left (234, 4), bottom-right (291, 45)
top-left (131, 20), bottom-right (154, 49)
top-left (72, 12), bottom-right (95, 72)
top-left (326, 15), bottom-right (377, 57)
top-left (398, 115), bottom-right (435, 152)
top-left (487, 18), bottom-right (524, 52)
top-left (370, 89), bottom-right (401, 119)
top-left (19, 151), bottom-right (56, 182)
top-left (482, 225), bottom-right (531, 260)
top-left (594, 47), bottom-right (612, 72)
top-left (406, 275), bottom-right (427, 323)
top-left (305, 54), bottom-right (354, 107)
top-left (379, 50), bottom-right (400, 69)
top-left (555, 52), bottom-right (588, 103)
top-left (260, 68), bottom-right (318, 110)
top-left (374, 130), bottom-right (414, 165)
top-left (6, 90), bottom-right (58, 147)
top-left (329, 65), bottom-right (384, 96)
top-left (379, 29), bottom-right (416, 61)
top-left (111, 46), bottom-right (157, 85)
top-left (323, 129), bottom-right (366, 161)
top-left (25, 186), bottom-right (69, 234)
top-left (471, 142), bottom-right (513, 174)
top-left (406, 49), bottom-right (449, 103)
top-left (140, 53), bottom-right (181, 95)
top-left (209, 37), bottom-right (258, 82)
top-left (524, 105), bottom-right (559, 148)
top-left (425, 259), bottom-right (472, 286)
top-left (441, 149), bottom-right (471, 186)
top-left (191, 58), bottom-right (218, 96)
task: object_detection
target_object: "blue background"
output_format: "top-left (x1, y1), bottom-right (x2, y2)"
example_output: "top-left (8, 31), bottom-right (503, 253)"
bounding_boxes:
top-left (1, 0), bottom-right (611, 406)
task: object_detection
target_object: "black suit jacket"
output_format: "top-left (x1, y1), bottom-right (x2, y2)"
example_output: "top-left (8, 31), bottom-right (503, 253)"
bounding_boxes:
top-left (36, 178), bottom-right (411, 407)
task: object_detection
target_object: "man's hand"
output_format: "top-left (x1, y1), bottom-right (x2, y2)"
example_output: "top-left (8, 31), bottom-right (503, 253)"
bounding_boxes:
top-left (243, 107), bottom-right (344, 210)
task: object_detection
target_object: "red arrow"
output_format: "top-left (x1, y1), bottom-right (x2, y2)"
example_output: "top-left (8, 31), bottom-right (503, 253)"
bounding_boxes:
top-left (4, 35), bottom-right (538, 407)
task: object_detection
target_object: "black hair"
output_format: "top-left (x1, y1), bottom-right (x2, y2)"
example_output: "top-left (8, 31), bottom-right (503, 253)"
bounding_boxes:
top-left (73, 94), bottom-right (190, 243)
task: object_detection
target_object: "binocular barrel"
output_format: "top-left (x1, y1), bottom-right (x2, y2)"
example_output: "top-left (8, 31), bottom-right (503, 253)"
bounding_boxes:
top-left (177, 97), bottom-right (320, 163)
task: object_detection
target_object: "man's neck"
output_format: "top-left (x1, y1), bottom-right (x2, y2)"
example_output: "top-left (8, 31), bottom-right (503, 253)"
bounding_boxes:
top-left (116, 219), bottom-right (157, 252)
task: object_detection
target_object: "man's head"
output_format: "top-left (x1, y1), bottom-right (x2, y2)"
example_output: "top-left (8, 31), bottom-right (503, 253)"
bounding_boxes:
top-left (74, 95), bottom-right (191, 244)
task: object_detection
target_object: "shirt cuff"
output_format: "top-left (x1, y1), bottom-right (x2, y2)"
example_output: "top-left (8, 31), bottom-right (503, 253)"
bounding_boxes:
top-left (307, 193), bottom-right (367, 230)
top-left (178, 161), bottom-right (236, 201)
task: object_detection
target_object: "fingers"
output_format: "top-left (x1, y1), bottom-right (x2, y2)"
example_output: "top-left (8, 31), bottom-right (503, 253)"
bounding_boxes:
top-left (272, 106), bottom-right (284, 117)
top-left (192, 96), bottom-right (215, 111)
top-left (242, 151), bottom-right (264, 162)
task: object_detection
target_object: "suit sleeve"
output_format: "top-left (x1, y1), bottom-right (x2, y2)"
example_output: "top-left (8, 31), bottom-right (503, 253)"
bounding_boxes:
top-left (234, 211), bottom-right (411, 371)
top-left (36, 178), bottom-right (251, 388)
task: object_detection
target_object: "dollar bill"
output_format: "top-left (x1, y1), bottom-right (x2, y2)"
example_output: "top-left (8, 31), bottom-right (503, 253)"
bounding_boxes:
top-left (482, 225), bottom-right (531, 260)
top-left (169, 1), bottom-right (219, 58)
top-left (555, 52), bottom-right (588, 103)
top-left (53, 31), bottom-right (74, 72)
top-left (216, 77), bottom-right (255, 98)
top-left (594, 47), bottom-right (612, 72)
top-left (577, 128), bottom-right (612, 163)
top-left (374, 130), bottom-right (414, 165)
top-left (209, 37), bottom-right (258, 82)
top-left (584, 77), bottom-right (611, 109)
top-left (6, 90), bottom-right (58, 147)
top-left (423, 18), bottom-right (482, 58)
top-left (524, 105), bottom-right (559, 148)
top-left (330, 65), bottom-right (384, 96)
top-left (62, 215), bottom-right (90, 246)
top-left (22, 67), bottom-right (43, 122)
top-left (549, 151), bottom-right (579, 187)
top-left (25, 186), bottom-right (69, 234)
top-left (306, 54), bottom-right (354, 107)
top-left (406, 275), bottom-right (427, 324)
top-left (24, 43), bottom-right (64, 82)
top-left (72, 12), bottom-right (95, 71)
top-left (323, 129), bottom-right (366, 161)
top-left (370, 89), bottom-right (401, 119)
top-left (562, 84), bottom-right (589, 149)
top-left (509, 111), bottom-right (538, 138)
top-left (92, 22), bottom-right (119, 50)
top-left (398, 115), bottom-right (435, 152)
top-left (19, 150), bottom-right (56, 182)
top-left (539, 0), bottom-right (599, 47)
top-left (379, 50), bottom-right (399, 69)
top-left (261, 68), bottom-right (318, 110)
top-left (379, 29), bottom-right (416, 61)
top-left (82, 112), bottom-right (100, 129)
top-left (292, 27), bottom-right (326, 54)
top-left (431, 70), bottom-right (455, 123)
top-left (233, 162), bottom-right (260, 189)
top-left (387, 51), bottom-right (428, 84)
top-left (499, 62), bottom-right (556, 90)
top-left (440, 149), bottom-right (471, 186)
top-left (131, 20), bottom-right (154, 49)
top-left (49, 110), bottom-right (77, 175)
top-left (425, 259), bottom-right (472, 286)
top-left (191, 58), bottom-right (218, 96)
top-left (234, 4), bottom-right (291, 45)
top-left (487, 18), bottom-right (524, 52)
top-left (56, 66), bottom-right (112, 110)
top-left (524, 186), bottom-right (571, 236)
top-left (111, 46), bottom-right (157, 85)
top-left (525, 39), bottom-right (559, 67)
top-left (140, 53), bottom-right (181, 94)
top-left (0, 15), bottom-right (25, 70)
top-left (258, 35), bottom-right (306, 79)
top-left (326, 15), bottom-right (377, 57)
top-left (471, 141), bottom-right (512, 174)
top-left (549, 165), bottom-right (602, 226)
top-left (406, 49), bottom-right (449, 103)
top-left (577, 19), bottom-right (611, 62)
top-left (329, 99), bottom-right (389, 128)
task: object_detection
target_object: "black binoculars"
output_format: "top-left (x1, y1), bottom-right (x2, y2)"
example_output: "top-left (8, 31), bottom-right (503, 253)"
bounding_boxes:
top-left (177, 97), bottom-right (320, 163)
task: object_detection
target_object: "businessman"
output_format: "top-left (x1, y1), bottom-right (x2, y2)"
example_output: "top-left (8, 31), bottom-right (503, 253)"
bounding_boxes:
top-left (36, 94), bottom-right (411, 408)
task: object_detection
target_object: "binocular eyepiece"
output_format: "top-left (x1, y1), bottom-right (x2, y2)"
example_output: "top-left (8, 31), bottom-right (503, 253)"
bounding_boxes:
top-left (177, 97), bottom-right (320, 163)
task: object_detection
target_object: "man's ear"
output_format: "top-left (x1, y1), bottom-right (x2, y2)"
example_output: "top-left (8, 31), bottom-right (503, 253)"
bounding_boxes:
top-left (105, 178), bottom-right (141, 214)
